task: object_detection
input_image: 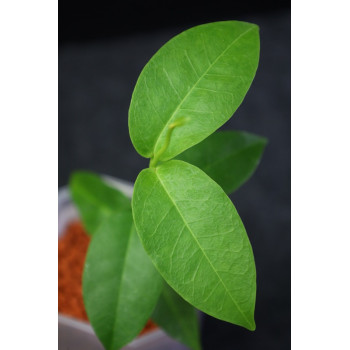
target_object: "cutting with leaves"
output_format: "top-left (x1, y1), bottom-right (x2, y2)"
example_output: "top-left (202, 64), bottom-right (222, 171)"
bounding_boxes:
top-left (69, 20), bottom-right (266, 350)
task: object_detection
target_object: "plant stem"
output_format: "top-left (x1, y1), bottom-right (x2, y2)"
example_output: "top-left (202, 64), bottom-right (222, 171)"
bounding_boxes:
top-left (150, 117), bottom-right (188, 168)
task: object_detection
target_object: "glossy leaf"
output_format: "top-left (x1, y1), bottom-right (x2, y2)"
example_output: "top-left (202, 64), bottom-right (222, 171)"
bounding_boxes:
top-left (69, 171), bottom-right (130, 234)
top-left (129, 21), bottom-right (260, 161)
top-left (132, 160), bottom-right (256, 330)
top-left (152, 283), bottom-right (201, 350)
top-left (83, 212), bottom-right (163, 350)
top-left (176, 130), bottom-right (267, 194)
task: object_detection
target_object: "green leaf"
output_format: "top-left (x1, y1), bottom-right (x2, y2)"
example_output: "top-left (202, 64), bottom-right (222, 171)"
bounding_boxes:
top-left (176, 130), bottom-right (267, 194)
top-left (152, 283), bottom-right (201, 350)
top-left (83, 212), bottom-right (163, 350)
top-left (132, 160), bottom-right (256, 330)
top-left (69, 171), bottom-right (130, 234)
top-left (129, 21), bottom-right (260, 161)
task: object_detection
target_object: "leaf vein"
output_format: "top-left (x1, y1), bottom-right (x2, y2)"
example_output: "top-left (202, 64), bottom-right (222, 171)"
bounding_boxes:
top-left (163, 67), bottom-right (182, 102)
top-left (195, 87), bottom-right (234, 98)
top-left (184, 50), bottom-right (200, 78)
top-left (144, 76), bottom-right (167, 127)
top-left (201, 32), bottom-right (212, 65)
top-left (151, 206), bottom-right (173, 236)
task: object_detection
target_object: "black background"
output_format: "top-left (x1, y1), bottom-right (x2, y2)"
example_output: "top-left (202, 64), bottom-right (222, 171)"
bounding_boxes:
top-left (59, 1), bottom-right (290, 348)
top-left (59, 1), bottom-right (290, 45)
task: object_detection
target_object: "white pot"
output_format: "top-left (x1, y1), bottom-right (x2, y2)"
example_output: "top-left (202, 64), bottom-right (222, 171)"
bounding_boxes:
top-left (58, 176), bottom-right (189, 350)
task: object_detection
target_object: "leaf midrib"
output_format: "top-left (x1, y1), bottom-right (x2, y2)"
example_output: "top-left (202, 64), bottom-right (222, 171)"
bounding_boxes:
top-left (109, 220), bottom-right (135, 350)
top-left (155, 169), bottom-right (253, 328)
top-left (152, 26), bottom-right (255, 157)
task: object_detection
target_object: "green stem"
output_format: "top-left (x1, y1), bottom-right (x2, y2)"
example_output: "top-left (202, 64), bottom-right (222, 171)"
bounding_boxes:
top-left (150, 117), bottom-right (188, 168)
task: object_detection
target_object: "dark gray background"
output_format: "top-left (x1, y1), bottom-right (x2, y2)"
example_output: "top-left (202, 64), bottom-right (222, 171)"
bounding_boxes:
top-left (59, 9), bottom-right (290, 349)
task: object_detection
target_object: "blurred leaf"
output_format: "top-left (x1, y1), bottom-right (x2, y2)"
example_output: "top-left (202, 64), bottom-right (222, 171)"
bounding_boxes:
top-left (152, 283), bottom-right (201, 350)
top-left (129, 21), bottom-right (260, 161)
top-left (83, 212), bottom-right (163, 350)
top-left (176, 130), bottom-right (267, 194)
top-left (69, 171), bottom-right (130, 234)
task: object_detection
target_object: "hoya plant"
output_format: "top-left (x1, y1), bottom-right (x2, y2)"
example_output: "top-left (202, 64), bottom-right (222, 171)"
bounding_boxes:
top-left (69, 20), bottom-right (267, 350)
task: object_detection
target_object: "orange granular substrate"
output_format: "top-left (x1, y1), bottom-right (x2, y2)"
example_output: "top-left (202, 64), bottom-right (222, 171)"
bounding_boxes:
top-left (58, 221), bottom-right (157, 335)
